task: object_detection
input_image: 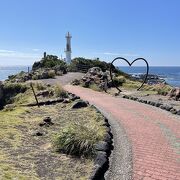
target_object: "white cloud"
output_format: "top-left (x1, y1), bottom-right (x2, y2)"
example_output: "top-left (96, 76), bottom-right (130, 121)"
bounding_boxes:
top-left (0, 49), bottom-right (15, 53)
top-left (94, 52), bottom-right (140, 57)
top-left (0, 49), bottom-right (41, 59)
top-left (32, 48), bottom-right (40, 52)
top-left (103, 52), bottom-right (140, 57)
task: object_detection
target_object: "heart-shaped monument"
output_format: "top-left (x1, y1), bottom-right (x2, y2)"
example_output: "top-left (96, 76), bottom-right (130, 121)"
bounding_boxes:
top-left (110, 57), bottom-right (149, 92)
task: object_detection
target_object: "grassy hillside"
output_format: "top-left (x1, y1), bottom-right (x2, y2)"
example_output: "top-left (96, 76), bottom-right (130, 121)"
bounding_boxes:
top-left (0, 82), bottom-right (106, 179)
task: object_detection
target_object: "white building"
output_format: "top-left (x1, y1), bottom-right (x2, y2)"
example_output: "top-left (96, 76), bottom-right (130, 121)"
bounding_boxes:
top-left (65, 32), bottom-right (72, 64)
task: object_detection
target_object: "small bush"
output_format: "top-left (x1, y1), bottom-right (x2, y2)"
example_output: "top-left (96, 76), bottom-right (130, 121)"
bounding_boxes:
top-left (3, 83), bottom-right (27, 95)
top-left (89, 84), bottom-right (101, 91)
top-left (69, 57), bottom-right (125, 74)
top-left (53, 122), bottom-right (103, 157)
top-left (1, 83), bottom-right (27, 106)
top-left (32, 55), bottom-right (67, 71)
top-left (32, 75), bottom-right (38, 80)
top-left (54, 84), bottom-right (68, 98)
top-left (112, 76), bottom-right (126, 87)
top-left (48, 70), bottom-right (56, 78)
top-left (35, 83), bottom-right (46, 91)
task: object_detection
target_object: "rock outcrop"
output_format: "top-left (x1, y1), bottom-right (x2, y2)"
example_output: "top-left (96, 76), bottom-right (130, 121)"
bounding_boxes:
top-left (71, 67), bottom-right (114, 91)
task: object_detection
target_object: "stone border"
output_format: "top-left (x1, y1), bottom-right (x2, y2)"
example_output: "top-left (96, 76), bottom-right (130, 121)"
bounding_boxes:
top-left (89, 105), bottom-right (113, 180)
top-left (121, 95), bottom-right (180, 115)
top-left (25, 93), bottom-right (80, 107)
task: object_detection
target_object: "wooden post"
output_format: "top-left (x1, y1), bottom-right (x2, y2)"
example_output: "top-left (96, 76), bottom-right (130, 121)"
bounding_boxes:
top-left (30, 83), bottom-right (40, 107)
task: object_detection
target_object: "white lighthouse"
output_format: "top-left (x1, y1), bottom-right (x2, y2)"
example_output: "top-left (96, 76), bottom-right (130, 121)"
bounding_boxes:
top-left (65, 32), bottom-right (72, 64)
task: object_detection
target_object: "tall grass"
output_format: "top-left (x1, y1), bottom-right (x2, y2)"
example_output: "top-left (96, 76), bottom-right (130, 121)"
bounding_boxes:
top-left (53, 121), bottom-right (105, 157)
top-left (35, 83), bottom-right (46, 91)
top-left (54, 84), bottom-right (68, 98)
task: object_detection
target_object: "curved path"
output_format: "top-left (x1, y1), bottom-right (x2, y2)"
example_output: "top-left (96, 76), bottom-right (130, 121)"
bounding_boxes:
top-left (64, 85), bottom-right (180, 180)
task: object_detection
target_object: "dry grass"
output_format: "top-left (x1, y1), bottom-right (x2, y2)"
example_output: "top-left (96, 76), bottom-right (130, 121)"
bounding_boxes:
top-left (0, 83), bottom-right (105, 179)
top-left (54, 84), bottom-right (68, 98)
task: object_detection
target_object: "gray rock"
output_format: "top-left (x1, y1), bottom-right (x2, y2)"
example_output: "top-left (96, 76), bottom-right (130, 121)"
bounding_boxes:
top-left (43, 117), bottom-right (54, 125)
top-left (103, 133), bottom-right (112, 145)
top-left (105, 126), bottom-right (111, 134)
top-left (170, 108), bottom-right (177, 114)
top-left (156, 102), bottom-right (162, 107)
top-left (89, 164), bottom-right (102, 180)
top-left (95, 141), bottom-right (109, 152)
top-left (150, 101), bottom-right (156, 106)
top-left (164, 105), bottom-right (173, 111)
top-left (88, 67), bottom-right (102, 75)
top-left (32, 131), bottom-right (44, 136)
top-left (102, 121), bottom-right (110, 127)
top-left (147, 101), bottom-right (151, 104)
top-left (69, 95), bottom-right (80, 101)
top-left (94, 151), bottom-right (108, 167)
top-left (129, 96), bottom-right (134, 100)
top-left (63, 98), bottom-right (71, 103)
top-left (160, 105), bottom-right (165, 109)
top-left (122, 95), bottom-right (126, 98)
top-left (39, 122), bottom-right (47, 127)
top-left (114, 92), bottom-right (119, 96)
top-left (71, 100), bottom-right (88, 109)
top-left (176, 110), bottom-right (180, 115)
top-left (36, 90), bottom-right (49, 97)
top-left (56, 98), bottom-right (64, 103)
top-left (3, 104), bottom-right (15, 111)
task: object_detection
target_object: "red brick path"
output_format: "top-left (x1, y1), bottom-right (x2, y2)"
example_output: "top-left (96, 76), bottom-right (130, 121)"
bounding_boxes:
top-left (65, 85), bottom-right (180, 180)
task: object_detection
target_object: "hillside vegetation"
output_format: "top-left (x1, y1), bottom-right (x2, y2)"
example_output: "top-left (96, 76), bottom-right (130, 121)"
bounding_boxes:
top-left (0, 81), bottom-right (106, 179)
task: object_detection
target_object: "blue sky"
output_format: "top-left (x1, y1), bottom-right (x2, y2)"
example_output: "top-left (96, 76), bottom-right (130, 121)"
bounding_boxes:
top-left (0, 0), bottom-right (179, 66)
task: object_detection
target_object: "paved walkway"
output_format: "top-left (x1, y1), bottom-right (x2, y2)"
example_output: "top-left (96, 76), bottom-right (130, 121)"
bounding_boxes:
top-left (40, 72), bottom-right (84, 86)
top-left (64, 85), bottom-right (180, 180)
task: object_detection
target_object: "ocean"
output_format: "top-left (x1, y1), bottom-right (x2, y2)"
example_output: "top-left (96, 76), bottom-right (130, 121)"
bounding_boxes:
top-left (119, 66), bottom-right (180, 87)
top-left (0, 66), bottom-right (30, 81)
top-left (0, 66), bottom-right (180, 87)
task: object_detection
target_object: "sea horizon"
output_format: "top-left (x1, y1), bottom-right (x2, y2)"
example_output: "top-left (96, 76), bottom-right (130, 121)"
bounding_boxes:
top-left (0, 65), bottom-right (180, 87)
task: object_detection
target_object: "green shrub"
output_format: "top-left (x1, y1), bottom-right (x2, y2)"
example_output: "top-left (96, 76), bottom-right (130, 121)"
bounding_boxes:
top-left (48, 70), bottom-right (56, 78)
top-left (32, 75), bottom-right (38, 80)
top-left (3, 83), bottom-right (27, 95)
top-left (1, 83), bottom-right (27, 106)
top-left (32, 55), bottom-right (67, 72)
top-left (112, 77), bottom-right (126, 87)
top-left (89, 84), bottom-right (101, 91)
top-left (53, 122), bottom-right (103, 157)
top-left (54, 84), bottom-right (68, 98)
top-left (68, 57), bottom-right (125, 74)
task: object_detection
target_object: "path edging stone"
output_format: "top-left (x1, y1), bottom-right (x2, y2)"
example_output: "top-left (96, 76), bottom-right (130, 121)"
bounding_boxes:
top-left (89, 105), bottom-right (113, 180)
top-left (122, 95), bottom-right (180, 116)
